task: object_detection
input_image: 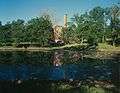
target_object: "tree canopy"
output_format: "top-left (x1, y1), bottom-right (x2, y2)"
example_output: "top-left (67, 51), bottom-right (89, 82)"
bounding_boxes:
top-left (0, 4), bottom-right (120, 47)
top-left (0, 15), bottom-right (53, 47)
top-left (64, 4), bottom-right (120, 46)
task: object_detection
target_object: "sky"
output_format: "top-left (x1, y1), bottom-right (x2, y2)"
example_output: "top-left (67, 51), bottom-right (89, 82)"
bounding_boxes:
top-left (0, 0), bottom-right (119, 25)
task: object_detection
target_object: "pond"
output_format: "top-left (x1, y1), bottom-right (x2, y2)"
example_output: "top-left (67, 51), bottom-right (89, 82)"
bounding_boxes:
top-left (0, 50), bottom-right (119, 93)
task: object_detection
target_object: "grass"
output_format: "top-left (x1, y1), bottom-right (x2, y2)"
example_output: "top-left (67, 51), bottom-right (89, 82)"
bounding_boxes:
top-left (97, 43), bottom-right (120, 52)
top-left (0, 43), bottom-right (119, 52)
top-left (90, 43), bottom-right (120, 59)
top-left (0, 43), bottom-right (84, 51)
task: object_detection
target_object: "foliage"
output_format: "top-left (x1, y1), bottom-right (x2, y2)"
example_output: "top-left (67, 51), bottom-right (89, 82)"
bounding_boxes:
top-left (0, 15), bottom-right (53, 47)
top-left (11, 19), bottom-right (25, 43)
top-left (0, 5), bottom-right (120, 47)
top-left (0, 22), bottom-right (12, 46)
top-left (65, 5), bottom-right (120, 46)
top-left (63, 26), bottom-right (80, 44)
top-left (26, 15), bottom-right (53, 46)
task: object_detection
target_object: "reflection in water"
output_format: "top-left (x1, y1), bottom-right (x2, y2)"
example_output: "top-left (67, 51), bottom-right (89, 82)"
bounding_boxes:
top-left (51, 50), bottom-right (65, 80)
top-left (111, 55), bottom-right (120, 93)
top-left (0, 51), bottom-right (119, 93)
top-left (53, 50), bottom-right (63, 67)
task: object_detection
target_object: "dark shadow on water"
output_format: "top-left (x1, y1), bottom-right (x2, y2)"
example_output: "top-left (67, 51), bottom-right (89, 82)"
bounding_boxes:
top-left (0, 80), bottom-right (118, 93)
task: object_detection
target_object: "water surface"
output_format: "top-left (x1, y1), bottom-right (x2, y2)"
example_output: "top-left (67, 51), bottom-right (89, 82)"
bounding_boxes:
top-left (0, 50), bottom-right (119, 93)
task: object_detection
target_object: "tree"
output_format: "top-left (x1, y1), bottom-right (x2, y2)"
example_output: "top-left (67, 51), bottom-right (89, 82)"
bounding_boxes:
top-left (109, 5), bottom-right (120, 46)
top-left (89, 6), bottom-right (106, 43)
top-left (26, 15), bottom-right (53, 46)
top-left (64, 13), bottom-right (90, 44)
top-left (0, 21), bottom-right (2, 26)
top-left (67, 6), bottom-right (107, 46)
top-left (63, 25), bottom-right (80, 44)
top-left (11, 19), bottom-right (25, 44)
top-left (0, 22), bottom-right (12, 46)
top-left (0, 22), bottom-right (2, 46)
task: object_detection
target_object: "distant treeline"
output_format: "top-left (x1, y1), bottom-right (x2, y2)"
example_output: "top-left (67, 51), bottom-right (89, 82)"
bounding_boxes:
top-left (0, 4), bottom-right (120, 47)
top-left (0, 15), bottom-right (53, 47)
top-left (63, 4), bottom-right (120, 46)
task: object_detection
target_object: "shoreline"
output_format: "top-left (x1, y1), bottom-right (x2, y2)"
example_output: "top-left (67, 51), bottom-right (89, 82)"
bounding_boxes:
top-left (84, 49), bottom-right (120, 59)
top-left (0, 47), bottom-right (120, 52)
top-left (0, 44), bottom-right (82, 51)
top-left (0, 47), bottom-right (51, 52)
top-left (0, 43), bottom-right (120, 59)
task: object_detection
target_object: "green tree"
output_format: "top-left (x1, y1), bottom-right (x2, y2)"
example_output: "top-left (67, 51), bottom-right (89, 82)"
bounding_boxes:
top-left (63, 24), bottom-right (79, 44)
top-left (69, 6), bottom-right (106, 46)
top-left (0, 21), bottom-right (2, 26)
top-left (11, 19), bottom-right (25, 44)
top-left (26, 15), bottom-right (53, 46)
top-left (109, 5), bottom-right (120, 46)
top-left (0, 22), bottom-right (12, 46)
top-left (89, 6), bottom-right (105, 43)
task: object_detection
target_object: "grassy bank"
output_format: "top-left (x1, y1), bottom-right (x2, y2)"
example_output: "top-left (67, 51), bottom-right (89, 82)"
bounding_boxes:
top-left (0, 43), bottom-right (119, 61)
top-left (0, 44), bottom-right (83, 51)
top-left (97, 43), bottom-right (120, 52)
top-left (87, 43), bottom-right (120, 59)
top-left (0, 43), bottom-right (119, 52)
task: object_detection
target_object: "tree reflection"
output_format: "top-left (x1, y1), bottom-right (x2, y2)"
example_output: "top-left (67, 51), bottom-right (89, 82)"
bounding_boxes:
top-left (53, 50), bottom-right (63, 67)
top-left (0, 51), bottom-right (119, 93)
top-left (111, 53), bottom-right (120, 93)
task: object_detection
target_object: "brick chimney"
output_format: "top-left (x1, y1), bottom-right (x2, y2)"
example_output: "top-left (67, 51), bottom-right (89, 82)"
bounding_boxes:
top-left (64, 14), bottom-right (67, 28)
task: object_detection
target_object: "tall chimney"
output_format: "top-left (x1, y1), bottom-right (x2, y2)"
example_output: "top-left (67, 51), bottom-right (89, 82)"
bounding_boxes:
top-left (64, 14), bottom-right (67, 28)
